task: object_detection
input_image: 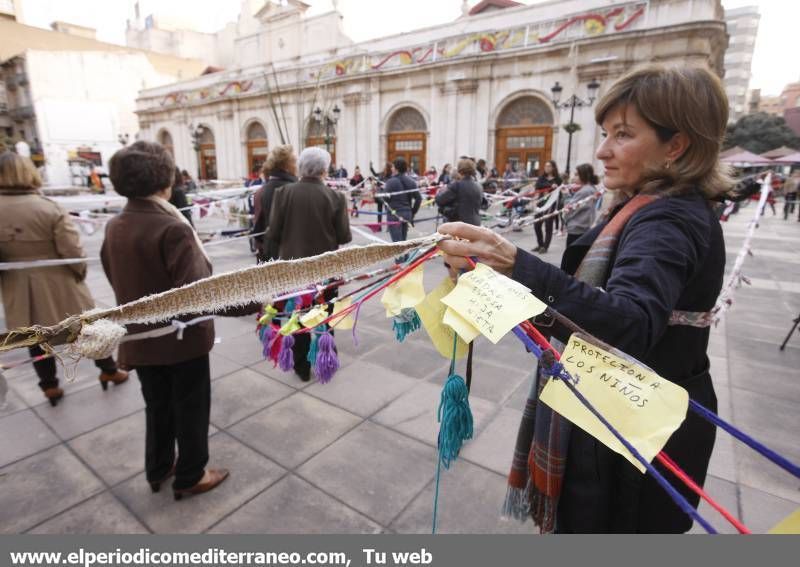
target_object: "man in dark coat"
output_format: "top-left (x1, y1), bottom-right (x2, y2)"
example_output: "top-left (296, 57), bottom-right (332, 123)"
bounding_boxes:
top-left (266, 147), bottom-right (351, 380)
top-left (382, 157), bottom-right (422, 243)
top-left (251, 145), bottom-right (297, 262)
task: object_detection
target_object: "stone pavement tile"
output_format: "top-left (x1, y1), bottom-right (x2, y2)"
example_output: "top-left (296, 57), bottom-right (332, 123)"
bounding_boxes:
top-left (727, 358), bottom-right (800, 404)
top-left (708, 354), bottom-right (728, 387)
top-left (727, 319), bottom-right (798, 345)
top-left (69, 411), bottom-right (146, 486)
top-left (429, 358), bottom-right (529, 405)
top-left (33, 377), bottom-right (144, 441)
top-left (297, 422), bottom-right (436, 526)
top-left (214, 315), bottom-right (259, 340)
top-left (361, 342), bottom-right (449, 381)
top-left (334, 323), bottom-right (384, 359)
top-left (390, 459), bottom-right (533, 534)
top-left (209, 352), bottom-right (242, 381)
top-left (0, 409), bottom-right (60, 468)
top-left (209, 474), bottom-right (382, 534)
top-left (213, 332), bottom-right (269, 367)
top-left (228, 392), bottom-right (361, 468)
top-left (707, 427), bottom-right (736, 484)
top-left (248, 359), bottom-right (314, 389)
top-left (0, 445), bottom-right (105, 534)
top-left (372, 381), bottom-right (497, 447)
top-left (727, 335), bottom-right (800, 370)
top-left (503, 373), bottom-right (535, 412)
top-left (731, 388), bottom-right (800, 504)
top-left (304, 361), bottom-right (417, 417)
top-left (113, 432), bottom-right (285, 534)
top-left (725, 309), bottom-right (796, 334)
top-left (714, 379), bottom-right (733, 422)
top-left (6, 357), bottom-right (105, 408)
top-left (460, 407), bottom-right (521, 476)
top-left (687, 475), bottom-right (739, 534)
top-left (28, 491), bottom-right (149, 534)
top-left (740, 484), bottom-right (800, 533)
top-left (0, 387), bottom-right (29, 418)
top-left (472, 333), bottom-right (534, 372)
top-left (210, 369), bottom-right (294, 429)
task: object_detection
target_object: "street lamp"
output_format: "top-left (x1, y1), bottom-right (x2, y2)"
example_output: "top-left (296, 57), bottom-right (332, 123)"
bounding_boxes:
top-left (313, 104), bottom-right (341, 153)
top-left (189, 123), bottom-right (205, 179)
top-left (550, 78), bottom-right (600, 176)
top-left (117, 133), bottom-right (130, 146)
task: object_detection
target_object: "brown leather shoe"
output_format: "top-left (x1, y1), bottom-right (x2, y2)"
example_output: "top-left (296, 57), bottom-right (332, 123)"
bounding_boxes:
top-left (43, 387), bottom-right (64, 407)
top-left (99, 369), bottom-right (129, 391)
top-left (173, 469), bottom-right (229, 501)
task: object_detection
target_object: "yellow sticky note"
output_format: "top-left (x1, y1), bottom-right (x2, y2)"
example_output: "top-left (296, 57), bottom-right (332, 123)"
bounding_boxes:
top-left (415, 277), bottom-right (469, 360)
top-left (440, 263), bottom-right (546, 344)
top-left (769, 508), bottom-right (800, 534)
top-left (443, 307), bottom-right (481, 343)
top-left (539, 335), bottom-right (689, 473)
top-left (380, 265), bottom-right (426, 317)
top-left (330, 297), bottom-right (355, 330)
top-left (300, 305), bottom-right (328, 328)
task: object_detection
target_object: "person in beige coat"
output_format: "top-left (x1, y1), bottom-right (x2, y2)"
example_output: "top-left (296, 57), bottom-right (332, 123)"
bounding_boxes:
top-left (0, 152), bottom-right (128, 406)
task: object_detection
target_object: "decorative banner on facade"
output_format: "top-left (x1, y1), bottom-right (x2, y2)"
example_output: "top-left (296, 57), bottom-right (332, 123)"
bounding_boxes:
top-left (540, 335), bottom-right (689, 473)
top-left (440, 263), bottom-right (546, 343)
top-left (415, 277), bottom-right (469, 360)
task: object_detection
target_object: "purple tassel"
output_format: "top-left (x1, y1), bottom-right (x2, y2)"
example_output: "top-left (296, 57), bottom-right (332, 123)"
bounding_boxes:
top-left (314, 331), bottom-right (339, 384)
top-left (260, 324), bottom-right (276, 359)
top-left (278, 334), bottom-right (295, 371)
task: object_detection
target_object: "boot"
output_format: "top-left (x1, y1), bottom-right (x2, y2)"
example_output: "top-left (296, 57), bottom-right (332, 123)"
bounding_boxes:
top-left (99, 369), bottom-right (129, 391)
top-left (43, 387), bottom-right (64, 407)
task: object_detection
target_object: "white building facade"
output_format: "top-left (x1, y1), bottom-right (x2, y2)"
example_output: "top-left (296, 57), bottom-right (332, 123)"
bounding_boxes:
top-left (723, 5), bottom-right (759, 123)
top-left (135, 0), bottom-right (728, 181)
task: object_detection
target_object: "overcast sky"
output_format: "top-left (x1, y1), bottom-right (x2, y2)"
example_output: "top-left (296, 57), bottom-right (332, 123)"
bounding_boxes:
top-left (18, 0), bottom-right (796, 96)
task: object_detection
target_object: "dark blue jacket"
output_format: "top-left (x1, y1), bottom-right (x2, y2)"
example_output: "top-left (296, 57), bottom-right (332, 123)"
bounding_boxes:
top-left (382, 174), bottom-right (422, 220)
top-left (512, 190), bottom-right (725, 533)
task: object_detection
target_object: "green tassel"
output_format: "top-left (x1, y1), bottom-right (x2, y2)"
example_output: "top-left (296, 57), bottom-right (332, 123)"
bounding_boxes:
top-left (306, 325), bottom-right (323, 366)
top-left (392, 307), bottom-right (421, 342)
top-left (437, 373), bottom-right (473, 469)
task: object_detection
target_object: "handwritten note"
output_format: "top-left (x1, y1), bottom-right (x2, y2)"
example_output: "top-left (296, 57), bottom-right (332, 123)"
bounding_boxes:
top-left (415, 277), bottom-right (469, 360)
top-left (769, 507), bottom-right (800, 534)
top-left (440, 263), bottom-right (546, 344)
top-left (300, 305), bottom-right (328, 328)
top-left (329, 297), bottom-right (355, 330)
top-left (539, 335), bottom-right (689, 473)
top-left (443, 307), bottom-right (480, 343)
top-left (380, 265), bottom-right (426, 317)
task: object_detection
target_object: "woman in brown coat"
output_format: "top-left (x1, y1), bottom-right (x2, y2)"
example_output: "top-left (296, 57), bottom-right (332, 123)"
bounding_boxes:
top-left (0, 152), bottom-right (128, 405)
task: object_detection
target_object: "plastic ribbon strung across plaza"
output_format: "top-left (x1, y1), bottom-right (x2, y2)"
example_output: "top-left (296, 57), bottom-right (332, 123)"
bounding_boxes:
top-left (1, 175), bottom-right (795, 534)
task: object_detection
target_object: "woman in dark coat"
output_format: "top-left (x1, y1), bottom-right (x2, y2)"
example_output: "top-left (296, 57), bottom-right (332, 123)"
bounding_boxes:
top-left (435, 158), bottom-right (483, 227)
top-left (532, 160), bottom-right (563, 253)
top-left (251, 145), bottom-right (297, 262)
top-left (437, 65), bottom-right (730, 533)
top-left (169, 166), bottom-right (193, 226)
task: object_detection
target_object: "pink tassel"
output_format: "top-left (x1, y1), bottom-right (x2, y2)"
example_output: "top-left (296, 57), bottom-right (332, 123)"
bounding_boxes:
top-left (314, 331), bottom-right (339, 384)
top-left (278, 334), bottom-right (295, 371)
top-left (268, 329), bottom-right (283, 367)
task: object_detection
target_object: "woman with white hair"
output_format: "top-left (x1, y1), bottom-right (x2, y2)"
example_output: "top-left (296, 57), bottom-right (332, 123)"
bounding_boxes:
top-left (266, 147), bottom-right (352, 380)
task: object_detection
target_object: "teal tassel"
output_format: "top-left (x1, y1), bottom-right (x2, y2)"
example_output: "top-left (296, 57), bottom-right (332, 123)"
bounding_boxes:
top-left (392, 307), bottom-right (421, 342)
top-left (306, 326), bottom-right (322, 366)
top-left (437, 374), bottom-right (473, 469)
top-left (284, 297), bottom-right (295, 316)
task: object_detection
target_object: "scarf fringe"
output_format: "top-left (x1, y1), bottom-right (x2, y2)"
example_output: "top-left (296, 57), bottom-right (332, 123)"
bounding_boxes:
top-left (501, 483), bottom-right (531, 523)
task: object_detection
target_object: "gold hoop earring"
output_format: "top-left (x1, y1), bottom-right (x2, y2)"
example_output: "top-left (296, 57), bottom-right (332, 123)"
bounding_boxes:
top-left (664, 159), bottom-right (672, 170)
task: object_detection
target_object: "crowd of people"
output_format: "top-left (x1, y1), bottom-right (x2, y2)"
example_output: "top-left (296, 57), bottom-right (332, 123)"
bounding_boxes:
top-left (0, 63), bottom-right (795, 532)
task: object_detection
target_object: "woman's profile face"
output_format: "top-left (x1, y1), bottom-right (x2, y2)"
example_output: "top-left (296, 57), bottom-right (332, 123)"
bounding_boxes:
top-left (596, 104), bottom-right (672, 193)
top-left (544, 162), bottom-right (554, 176)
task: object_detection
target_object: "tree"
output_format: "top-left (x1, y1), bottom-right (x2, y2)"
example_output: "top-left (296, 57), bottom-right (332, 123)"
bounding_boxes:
top-left (724, 112), bottom-right (800, 154)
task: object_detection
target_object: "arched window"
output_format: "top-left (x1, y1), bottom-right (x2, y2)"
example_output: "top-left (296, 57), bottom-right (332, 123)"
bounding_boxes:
top-left (245, 120), bottom-right (268, 175)
top-left (496, 96), bottom-right (554, 127)
top-left (386, 106), bottom-right (427, 174)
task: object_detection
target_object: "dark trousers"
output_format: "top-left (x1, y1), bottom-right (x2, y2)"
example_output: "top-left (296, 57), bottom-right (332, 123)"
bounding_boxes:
top-left (784, 192), bottom-right (797, 220)
top-left (388, 210), bottom-right (410, 243)
top-left (534, 214), bottom-right (555, 250)
top-left (566, 233), bottom-right (582, 248)
top-left (376, 200), bottom-right (384, 226)
top-left (29, 345), bottom-right (116, 391)
top-left (135, 354), bottom-right (210, 490)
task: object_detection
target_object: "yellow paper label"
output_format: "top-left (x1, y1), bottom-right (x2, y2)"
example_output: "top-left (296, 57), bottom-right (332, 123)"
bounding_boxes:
top-left (380, 265), bottom-right (426, 317)
top-left (329, 297), bottom-right (355, 330)
top-left (769, 507), bottom-right (800, 534)
top-left (443, 307), bottom-right (480, 343)
top-left (415, 277), bottom-right (469, 360)
top-left (440, 263), bottom-right (547, 343)
top-left (539, 335), bottom-right (689, 473)
top-left (300, 305), bottom-right (329, 328)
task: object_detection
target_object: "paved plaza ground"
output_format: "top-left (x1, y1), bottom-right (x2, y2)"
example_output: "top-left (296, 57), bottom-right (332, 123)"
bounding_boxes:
top-left (1, 203), bottom-right (798, 534)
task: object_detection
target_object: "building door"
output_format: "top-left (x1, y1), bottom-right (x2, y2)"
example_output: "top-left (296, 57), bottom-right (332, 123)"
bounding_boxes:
top-left (198, 126), bottom-right (216, 180)
top-left (495, 127), bottom-right (552, 178)
top-left (386, 107), bottom-right (427, 175)
top-left (494, 96), bottom-right (554, 178)
top-left (245, 121), bottom-right (268, 175)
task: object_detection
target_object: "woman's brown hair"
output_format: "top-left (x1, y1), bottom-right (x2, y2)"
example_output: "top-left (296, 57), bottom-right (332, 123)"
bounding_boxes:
top-left (595, 64), bottom-right (733, 199)
top-left (263, 144), bottom-right (295, 176)
top-left (457, 158), bottom-right (476, 177)
top-left (0, 151), bottom-right (42, 190)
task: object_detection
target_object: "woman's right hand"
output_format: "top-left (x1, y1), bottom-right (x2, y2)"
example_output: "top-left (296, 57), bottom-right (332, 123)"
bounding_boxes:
top-left (437, 223), bottom-right (518, 276)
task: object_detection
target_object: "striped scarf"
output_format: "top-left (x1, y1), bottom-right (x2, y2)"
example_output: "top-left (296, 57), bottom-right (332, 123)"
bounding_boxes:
top-left (503, 194), bottom-right (657, 533)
